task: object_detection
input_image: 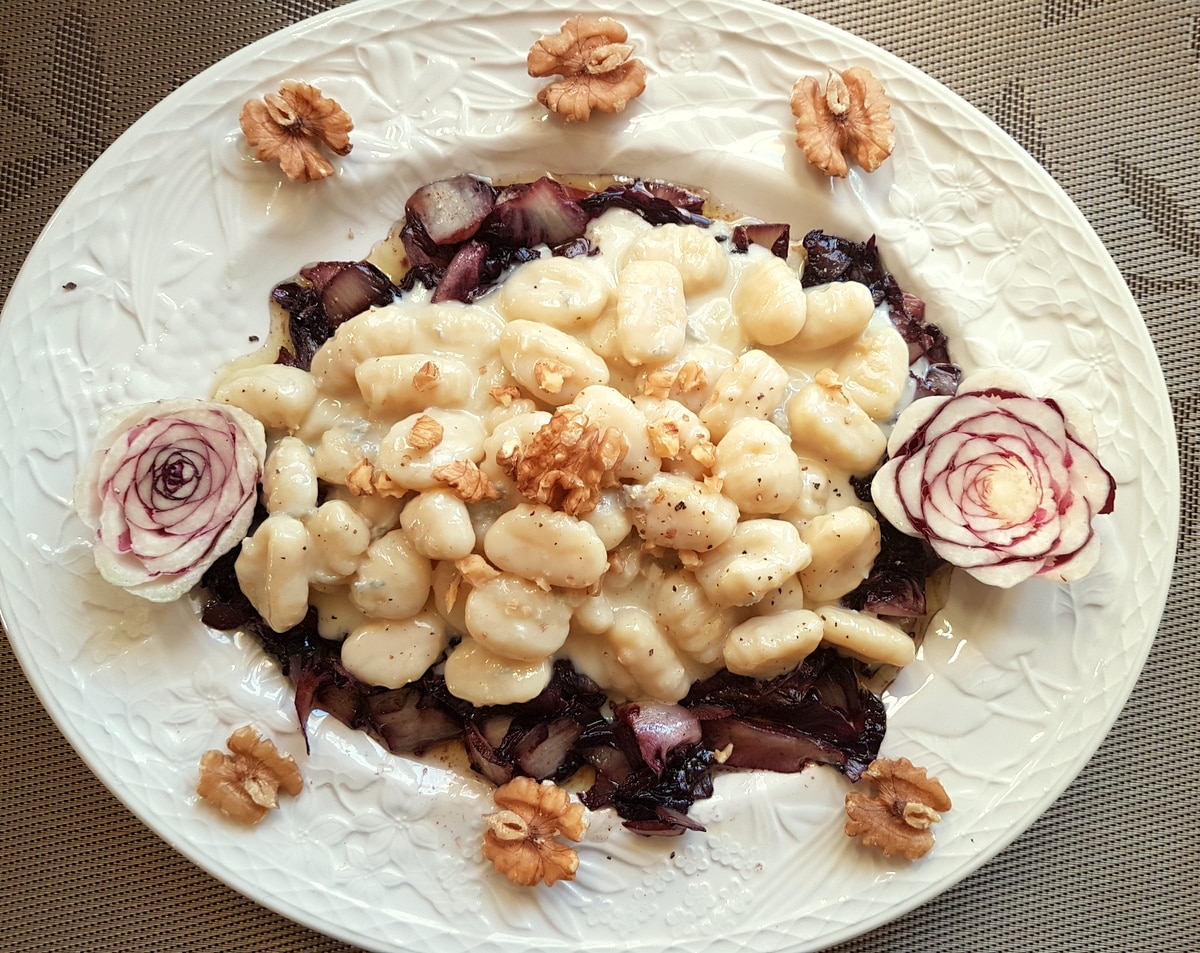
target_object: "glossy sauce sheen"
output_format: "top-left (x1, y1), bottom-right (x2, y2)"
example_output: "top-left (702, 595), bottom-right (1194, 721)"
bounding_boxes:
top-left (216, 207), bottom-right (920, 707)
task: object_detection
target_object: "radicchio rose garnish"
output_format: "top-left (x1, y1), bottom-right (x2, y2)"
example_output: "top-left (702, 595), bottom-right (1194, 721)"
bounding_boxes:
top-left (871, 369), bottom-right (1116, 588)
top-left (74, 398), bottom-right (266, 602)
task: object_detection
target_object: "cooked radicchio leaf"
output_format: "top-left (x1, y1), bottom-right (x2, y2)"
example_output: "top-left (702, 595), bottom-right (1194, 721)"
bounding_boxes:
top-left (731, 222), bottom-right (790, 259)
top-left (842, 518), bottom-right (938, 618)
top-left (680, 648), bottom-right (886, 782)
top-left (270, 261), bottom-right (397, 370)
top-left (200, 540), bottom-right (891, 828)
top-left (913, 362), bottom-right (964, 399)
top-left (578, 178), bottom-right (711, 227)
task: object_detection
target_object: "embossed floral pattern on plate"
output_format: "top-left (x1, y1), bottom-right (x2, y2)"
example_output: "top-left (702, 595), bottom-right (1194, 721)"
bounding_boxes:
top-left (0, 0), bottom-right (1177, 952)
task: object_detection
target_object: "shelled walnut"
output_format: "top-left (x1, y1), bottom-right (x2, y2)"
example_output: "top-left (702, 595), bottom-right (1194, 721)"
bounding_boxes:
top-left (527, 15), bottom-right (648, 122)
top-left (239, 80), bottom-right (353, 183)
top-left (844, 757), bottom-right (951, 860)
top-left (196, 726), bottom-right (303, 825)
top-left (497, 405), bottom-right (628, 516)
top-left (790, 68), bottom-right (895, 178)
top-left (483, 777), bottom-right (588, 886)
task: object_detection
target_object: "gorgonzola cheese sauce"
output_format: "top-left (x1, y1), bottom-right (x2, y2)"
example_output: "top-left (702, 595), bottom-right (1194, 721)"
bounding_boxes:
top-left (214, 206), bottom-right (918, 707)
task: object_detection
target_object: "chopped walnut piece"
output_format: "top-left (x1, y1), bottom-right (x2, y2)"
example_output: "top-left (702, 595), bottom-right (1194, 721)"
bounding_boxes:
top-left (647, 418), bottom-right (682, 459)
top-left (790, 68), bottom-right (895, 178)
top-left (432, 460), bottom-right (501, 504)
top-left (196, 726), bottom-right (303, 825)
top-left (455, 554), bottom-right (502, 588)
top-left (239, 80), bottom-right (353, 183)
top-left (528, 15), bottom-right (647, 123)
top-left (677, 549), bottom-right (702, 569)
top-left (412, 360), bottom-right (441, 392)
top-left (346, 459), bottom-right (408, 498)
top-left (490, 384), bottom-right (524, 407)
top-left (642, 368), bottom-right (676, 399)
top-left (676, 361), bottom-right (708, 394)
top-left (373, 470), bottom-right (408, 498)
top-left (534, 358), bottom-right (575, 395)
top-left (844, 757), bottom-right (952, 861)
top-left (498, 405), bottom-right (628, 516)
top-left (690, 438), bottom-right (717, 471)
top-left (483, 776), bottom-right (587, 887)
top-left (408, 414), bottom-right (444, 451)
top-left (346, 458), bottom-right (376, 497)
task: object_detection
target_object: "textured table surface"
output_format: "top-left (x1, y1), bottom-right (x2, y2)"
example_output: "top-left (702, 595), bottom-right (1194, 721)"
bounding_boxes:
top-left (2, 0), bottom-right (1198, 950)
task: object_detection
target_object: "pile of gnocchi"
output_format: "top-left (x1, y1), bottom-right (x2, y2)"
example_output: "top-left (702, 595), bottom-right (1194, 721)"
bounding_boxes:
top-left (212, 204), bottom-right (920, 709)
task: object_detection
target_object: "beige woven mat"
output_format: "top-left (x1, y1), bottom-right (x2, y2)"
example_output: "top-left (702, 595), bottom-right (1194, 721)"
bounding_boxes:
top-left (2, 0), bottom-right (1197, 950)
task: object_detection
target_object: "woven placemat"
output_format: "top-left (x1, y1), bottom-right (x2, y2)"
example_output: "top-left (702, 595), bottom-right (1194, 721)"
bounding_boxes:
top-left (2, 0), bottom-right (1197, 950)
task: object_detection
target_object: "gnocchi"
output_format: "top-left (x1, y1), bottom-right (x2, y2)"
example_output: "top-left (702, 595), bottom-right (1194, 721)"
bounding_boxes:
top-left (222, 203), bottom-right (925, 707)
top-left (694, 519), bottom-right (812, 607)
top-left (723, 609), bottom-right (824, 679)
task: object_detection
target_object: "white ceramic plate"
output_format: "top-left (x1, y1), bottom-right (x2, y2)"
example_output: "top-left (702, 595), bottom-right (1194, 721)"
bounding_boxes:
top-left (0, 0), bottom-right (1177, 950)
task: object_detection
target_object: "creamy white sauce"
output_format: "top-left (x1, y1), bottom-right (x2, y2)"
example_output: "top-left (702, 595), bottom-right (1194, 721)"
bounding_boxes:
top-left (220, 205), bottom-right (918, 705)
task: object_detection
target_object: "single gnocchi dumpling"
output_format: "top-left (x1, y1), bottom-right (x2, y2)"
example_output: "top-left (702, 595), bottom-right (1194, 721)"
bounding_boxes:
top-left (309, 585), bottom-right (370, 642)
top-left (714, 418), bottom-right (804, 515)
top-left (355, 353), bottom-right (473, 420)
top-left (307, 499), bottom-right (372, 585)
top-left (621, 222), bottom-right (729, 295)
top-left (731, 255), bottom-right (807, 346)
top-left (465, 572), bottom-right (573, 662)
top-left (375, 408), bottom-right (487, 492)
top-left (400, 489), bottom-right (476, 561)
top-left (633, 344), bottom-right (732, 414)
top-left (499, 320), bottom-right (609, 405)
top-left (213, 364), bottom-right (318, 434)
top-left (654, 570), bottom-right (742, 665)
top-left (723, 609), bottom-right (824, 679)
top-left (483, 503), bottom-right (609, 589)
top-left (442, 637), bottom-right (554, 705)
top-left (786, 370), bottom-right (887, 475)
top-left (699, 349), bottom-right (790, 441)
top-left (615, 259), bottom-right (688, 366)
top-left (799, 506), bottom-right (881, 602)
top-left (349, 528), bottom-right (432, 620)
top-left (834, 325), bottom-right (911, 421)
top-left (632, 395), bottom-right (714, 482)
top-left (779, 459), bottom-right (834, 526)
top-left (789, 280), bottom-right (875, 351)
top-left (605, 606), bottom-right (692, 702)
top-left (234, 513), bottom-right (311, 633)
top-left (311, 418), bottom-right (379, 486)
top-left (497, 255), bottom-right (612, 330)
top-left (625, 472), bottom-right (740, 552)
top-left (694, 518), bottom-right (812, 607)
top-left (340, 609), bottom-right (448, 690)
top-left (816, 606), bottom-right (916, 668)
top-left (262, 436), bottom-right (318, 518)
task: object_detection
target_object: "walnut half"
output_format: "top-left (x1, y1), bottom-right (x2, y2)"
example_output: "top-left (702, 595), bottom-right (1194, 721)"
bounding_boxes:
top-left (528, 15), bottom-right (648, 122)
top-left (497, 404), bottom-right (628, 516)
top-left (239, 80), bottom-right (353, 183)
top-left (483, 776), bottom-right (588, 886)
top-left (844, 757), bottom-right (951, 861)
top-left (196, 726), bottom-right (303, 825)
top-left (790, 68), bottom-right (895, 178)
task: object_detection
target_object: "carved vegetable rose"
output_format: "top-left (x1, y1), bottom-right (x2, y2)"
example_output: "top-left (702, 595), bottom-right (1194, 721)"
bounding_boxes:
top-left (870, 370), bottom-right (1116, 588)
top-left (74, 398), bottom-right (267, 602)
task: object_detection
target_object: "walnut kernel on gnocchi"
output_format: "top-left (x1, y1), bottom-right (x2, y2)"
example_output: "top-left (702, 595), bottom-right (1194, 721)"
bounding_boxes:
top-left (220, 185), bottom-right (934, 716)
